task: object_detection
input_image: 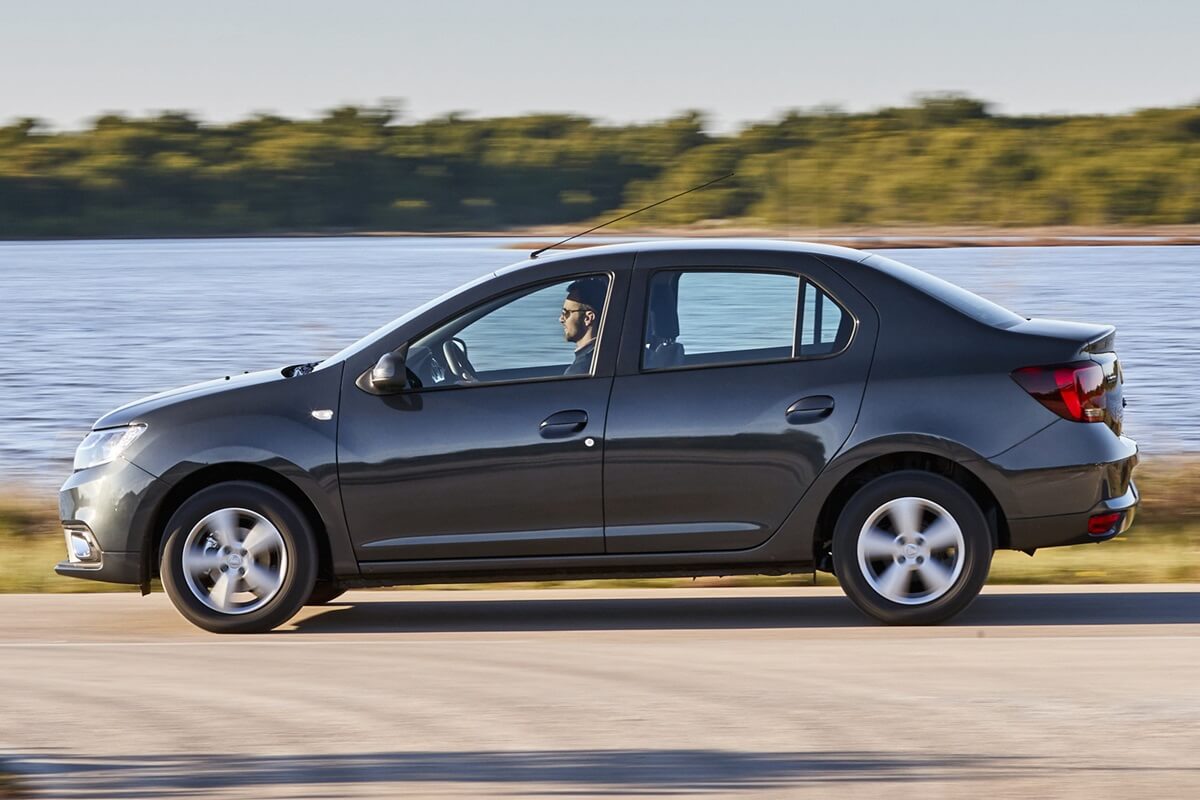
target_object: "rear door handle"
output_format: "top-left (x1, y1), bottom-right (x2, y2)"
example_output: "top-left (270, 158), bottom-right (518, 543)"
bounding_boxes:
top-left (786, 395), bottom-right (835, 425)
top-left (540, 409), bottom-right (589, 438)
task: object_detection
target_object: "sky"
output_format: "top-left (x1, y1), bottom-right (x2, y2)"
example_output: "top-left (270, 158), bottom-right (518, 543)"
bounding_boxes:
top-left (3, 0), bottom-right (1197, 132)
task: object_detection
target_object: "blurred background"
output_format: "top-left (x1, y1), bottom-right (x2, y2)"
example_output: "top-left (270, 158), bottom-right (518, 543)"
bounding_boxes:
top-left (3, 0), bottom-right (1200, 236)
top-left (2, 94), bottom-right (1199, 236)
top-left (3, 2), bottom-right (1200, 798)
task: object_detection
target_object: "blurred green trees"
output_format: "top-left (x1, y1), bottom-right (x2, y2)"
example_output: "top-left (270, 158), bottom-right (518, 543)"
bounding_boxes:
top-left (1, 95), bottom-right (1198, 236)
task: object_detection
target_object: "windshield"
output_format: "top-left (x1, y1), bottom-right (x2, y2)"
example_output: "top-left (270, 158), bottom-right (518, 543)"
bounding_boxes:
top-left (314, 271), bottom-right (497, 370)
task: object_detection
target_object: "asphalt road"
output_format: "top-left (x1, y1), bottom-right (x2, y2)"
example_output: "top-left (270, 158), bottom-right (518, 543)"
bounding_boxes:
top-left (2, 585), bottom-right (1199, 799)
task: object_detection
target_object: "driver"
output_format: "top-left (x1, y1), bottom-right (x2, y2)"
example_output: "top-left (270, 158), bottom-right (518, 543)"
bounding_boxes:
top-left (560, 277), bottom-right (606, 375)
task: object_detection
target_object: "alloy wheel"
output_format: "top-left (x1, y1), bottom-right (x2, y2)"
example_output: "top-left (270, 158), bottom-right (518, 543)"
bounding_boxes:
top-left (855, 496), bottom-right (966, 605)
top-left (181, 507), bottom-right (289, 615)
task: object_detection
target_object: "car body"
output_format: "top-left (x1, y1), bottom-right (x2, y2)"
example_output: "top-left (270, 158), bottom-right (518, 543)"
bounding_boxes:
top-left (58, 240), bottom-right (1139, 631)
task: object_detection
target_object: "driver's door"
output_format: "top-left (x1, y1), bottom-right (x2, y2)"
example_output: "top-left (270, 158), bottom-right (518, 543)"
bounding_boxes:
top-left (337, 273), bottom-right (621, 562)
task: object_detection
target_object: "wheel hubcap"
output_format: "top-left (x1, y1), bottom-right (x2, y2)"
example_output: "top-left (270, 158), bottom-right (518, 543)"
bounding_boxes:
top-left (181, 508), bottom-right (288, 615)
top-left (856, 496), bottom-right (965, 605)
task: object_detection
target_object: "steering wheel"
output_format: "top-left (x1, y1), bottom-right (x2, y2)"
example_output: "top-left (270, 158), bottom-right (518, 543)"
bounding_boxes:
top-left (441, 337), bottom-right (478, 383)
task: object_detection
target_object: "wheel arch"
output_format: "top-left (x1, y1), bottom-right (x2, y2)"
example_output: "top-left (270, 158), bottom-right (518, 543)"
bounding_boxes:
top-left (811, 450), bottom-right (1010, 571)
top-left (145, 463), bottom-right (335, 585)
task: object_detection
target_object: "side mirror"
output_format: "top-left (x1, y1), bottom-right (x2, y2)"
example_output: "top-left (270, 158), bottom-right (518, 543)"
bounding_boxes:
top-left (369, 351), bottom-right (408, 392)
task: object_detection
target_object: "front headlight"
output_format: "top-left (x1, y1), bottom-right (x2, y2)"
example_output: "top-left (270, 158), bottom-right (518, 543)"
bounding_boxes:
top-left (73, 425), bottom-right (147, 471)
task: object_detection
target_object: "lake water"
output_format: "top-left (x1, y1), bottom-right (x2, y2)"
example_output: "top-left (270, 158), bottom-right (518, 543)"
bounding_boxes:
top-left (1, 237), bottom-right (1196, 489)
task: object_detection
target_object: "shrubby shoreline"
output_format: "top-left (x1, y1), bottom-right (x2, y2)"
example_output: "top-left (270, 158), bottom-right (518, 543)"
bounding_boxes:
top-left (4, 95), bottom-right (1199, 238)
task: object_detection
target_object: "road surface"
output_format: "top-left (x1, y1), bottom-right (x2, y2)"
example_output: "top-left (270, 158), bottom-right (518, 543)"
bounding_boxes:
top-left (2, 585), bottom-right (1199, 798)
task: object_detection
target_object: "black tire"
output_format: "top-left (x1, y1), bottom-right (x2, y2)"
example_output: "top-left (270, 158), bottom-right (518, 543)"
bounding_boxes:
top-left (306, 581), bottom-right (346, 606)
top-left (160, 481), bottom-right (318, 633)
top-left (832, 470), bottom-right (993, 625)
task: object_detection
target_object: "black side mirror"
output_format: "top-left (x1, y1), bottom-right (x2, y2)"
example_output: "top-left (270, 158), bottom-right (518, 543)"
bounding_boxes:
top-left (369, 351), bottom-right (408, 392)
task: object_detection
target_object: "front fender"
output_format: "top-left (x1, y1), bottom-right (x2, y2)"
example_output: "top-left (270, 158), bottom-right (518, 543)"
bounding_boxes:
top-left (122, 364), bottom-right (356, 578)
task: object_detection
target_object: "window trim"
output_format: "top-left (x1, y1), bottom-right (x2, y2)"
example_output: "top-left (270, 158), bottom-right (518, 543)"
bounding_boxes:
top-left (358, 270), bottom-right (617, 394)
top-left (638, 266), bottom-right (858, 375)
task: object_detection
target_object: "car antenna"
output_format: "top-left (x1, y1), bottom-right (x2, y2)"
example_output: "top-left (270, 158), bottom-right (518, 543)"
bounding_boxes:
top-left (530, 172), bottom-right (734, 259)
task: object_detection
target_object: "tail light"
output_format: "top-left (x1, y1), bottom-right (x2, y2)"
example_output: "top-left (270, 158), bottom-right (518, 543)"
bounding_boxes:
top-left (1012, 361), bottom-right (1107, 423)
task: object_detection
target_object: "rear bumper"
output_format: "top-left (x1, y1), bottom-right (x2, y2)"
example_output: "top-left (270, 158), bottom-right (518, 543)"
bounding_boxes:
top-left (971, 420), bottom-right (1139, 551)
top-left (1007, 480), bottom-right (1138, 550)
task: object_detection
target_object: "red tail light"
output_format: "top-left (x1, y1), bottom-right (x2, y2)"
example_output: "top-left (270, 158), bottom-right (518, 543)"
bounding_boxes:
top-left (1012, 361), bottom-right (1107, 423)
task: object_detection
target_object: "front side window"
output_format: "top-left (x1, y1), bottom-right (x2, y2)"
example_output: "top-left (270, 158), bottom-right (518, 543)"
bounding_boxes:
top-left (406, 274), bottom-right (611, 387)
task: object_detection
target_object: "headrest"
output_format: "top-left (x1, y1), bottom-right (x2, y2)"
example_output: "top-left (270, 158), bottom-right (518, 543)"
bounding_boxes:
top-left (647, 282), bottom-right (679, 340)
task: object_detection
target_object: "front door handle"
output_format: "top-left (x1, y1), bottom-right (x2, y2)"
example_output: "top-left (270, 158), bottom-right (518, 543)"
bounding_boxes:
top-left (540, 409), bottom-right (589, 438)
top-left (786, 395), bottom-right (835, 425)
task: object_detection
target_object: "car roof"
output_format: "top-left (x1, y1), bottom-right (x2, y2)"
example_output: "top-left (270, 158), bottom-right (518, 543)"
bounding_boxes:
top-left (494, 238), bottom-right (872, 276)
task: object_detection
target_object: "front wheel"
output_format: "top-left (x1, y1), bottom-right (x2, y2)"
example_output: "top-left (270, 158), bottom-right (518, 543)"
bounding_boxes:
top-left (160, 482), bottom-right (318, 633)
top-left (832, 471), bottom-right (993, 625)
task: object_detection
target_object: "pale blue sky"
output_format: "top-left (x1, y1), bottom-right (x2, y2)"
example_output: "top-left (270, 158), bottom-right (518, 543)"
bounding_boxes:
top-left (3, 0), bottom-right (1197, 131)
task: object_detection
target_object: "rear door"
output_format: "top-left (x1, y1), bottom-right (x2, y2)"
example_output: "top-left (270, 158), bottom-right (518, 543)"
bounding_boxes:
top-left (602, 250), bottom-right (878, 554)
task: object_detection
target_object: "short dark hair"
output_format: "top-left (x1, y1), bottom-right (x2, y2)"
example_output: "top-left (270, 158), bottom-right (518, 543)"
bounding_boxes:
top-left (566, 276), bottom-right (607, 313)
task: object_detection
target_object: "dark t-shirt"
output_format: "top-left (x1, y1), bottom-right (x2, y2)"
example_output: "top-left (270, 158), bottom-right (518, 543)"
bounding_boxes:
top-left (564, 340), bottom-right (595, 376)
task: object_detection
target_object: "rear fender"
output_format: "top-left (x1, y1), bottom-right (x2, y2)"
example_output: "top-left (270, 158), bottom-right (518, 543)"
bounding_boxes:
top-left (768, 433), bottom-right (996, 563)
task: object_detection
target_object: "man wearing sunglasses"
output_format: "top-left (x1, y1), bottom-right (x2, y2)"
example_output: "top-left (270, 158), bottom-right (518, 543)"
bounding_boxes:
top-left (560, 276), bottom-right (607, 375)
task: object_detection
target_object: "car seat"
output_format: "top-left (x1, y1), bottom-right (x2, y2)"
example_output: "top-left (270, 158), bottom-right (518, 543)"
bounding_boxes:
top-left (644, 282), bottom-right (685, 369)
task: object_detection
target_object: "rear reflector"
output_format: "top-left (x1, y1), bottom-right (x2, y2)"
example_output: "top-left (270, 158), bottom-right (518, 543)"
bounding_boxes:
top-left (1012, 361), bottom-right (1107, 423)
top-left (1088, 512), bottom-right (1122, 535)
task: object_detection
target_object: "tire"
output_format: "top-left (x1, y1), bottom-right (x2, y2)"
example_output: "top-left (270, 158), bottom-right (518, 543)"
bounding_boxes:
top-left (160, 481), bottom-right (318, 633)
top-left (832, 470), bottom-right (993, 625)
top-left (306, 581), bottom-right (346, 606)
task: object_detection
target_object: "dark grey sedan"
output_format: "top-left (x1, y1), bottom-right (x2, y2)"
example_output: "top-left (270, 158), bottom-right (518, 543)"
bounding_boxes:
top-left (58, 240), bottom-right (1138, 632)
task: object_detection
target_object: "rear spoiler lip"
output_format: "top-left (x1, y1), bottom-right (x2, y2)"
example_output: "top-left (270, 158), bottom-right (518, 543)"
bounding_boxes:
top-left (1082, 326), bottom-right (1118, 354)
top-left (1009, 317), bottom-right (1117, 355)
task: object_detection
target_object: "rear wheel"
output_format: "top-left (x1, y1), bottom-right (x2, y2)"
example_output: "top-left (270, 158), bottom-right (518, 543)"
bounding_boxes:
top-left (160, 482), bottom-right (317, 633)
top-left (832, 471), bottom-right (993, 625)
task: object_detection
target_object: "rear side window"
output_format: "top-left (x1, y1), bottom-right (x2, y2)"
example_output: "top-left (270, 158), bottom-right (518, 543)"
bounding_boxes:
top-left (642, 269), bottom-right (854, 371)
top-left (644, 270), bottom-right (798, 369)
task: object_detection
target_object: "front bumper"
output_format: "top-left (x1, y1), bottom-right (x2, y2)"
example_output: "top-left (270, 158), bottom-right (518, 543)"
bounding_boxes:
top-left (56, 457), bottom-right (167, 586)
top-left (55, 550), bottom-right (143, 584)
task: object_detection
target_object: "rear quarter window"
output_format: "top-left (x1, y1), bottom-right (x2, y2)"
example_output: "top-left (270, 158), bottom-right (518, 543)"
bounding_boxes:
top-left (798, 280), bottom-right (851, 356)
